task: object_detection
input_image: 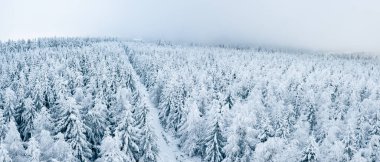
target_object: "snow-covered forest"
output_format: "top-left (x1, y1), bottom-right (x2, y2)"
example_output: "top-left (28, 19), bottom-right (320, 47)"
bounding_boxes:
top-left (1, 38), bottom-right (380, 162)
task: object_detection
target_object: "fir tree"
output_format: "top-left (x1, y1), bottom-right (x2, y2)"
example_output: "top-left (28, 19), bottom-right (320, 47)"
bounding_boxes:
top-left (115, 100), bottom-right (140, 161)
top-left (0, 109), bottom-right (7, 139)
top-left (4, 119), bottom-right (27, 161)
top-left (20, 97), bottom-right (37, 140)
top-left (178, 98), bottom-right (204, 156)
top-left (138, 125), bottom-right (158, 162)
top-left (203, 120), bottom-right (226, 162)
top-left (26, 137), bottom-right (41, 162)
top-left (32, 106), bottom-right (53, 135)
top-left (96, 133), bottom-right (127, 162)
top-left (47, 133), bottom-right (76, 161)
top-left (2, 88), bottom-right (16, 123)
top-left (85, 97), bottom-right (108, 157)
top-left (0, 141), bottom-right (11, 162)
top-left (301, 137), bottom-right (319, 162)
top-left (55, 97), bottom-right (92, 161)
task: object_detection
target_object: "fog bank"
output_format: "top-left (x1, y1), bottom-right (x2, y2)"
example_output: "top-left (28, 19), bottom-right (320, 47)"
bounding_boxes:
top-left (1, 0), bottom-right (380, 52)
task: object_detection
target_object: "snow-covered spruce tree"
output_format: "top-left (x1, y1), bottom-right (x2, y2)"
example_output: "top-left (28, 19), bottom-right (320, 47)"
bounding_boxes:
top-left (47, 133), bottom-right (76, 161)
top-left (203, 106), bottom-right (226, 162)
top-left (115, 97), bottom-right (139, 161)
top-left (55, 96), bottom-right (92, 161)
top-left (26, 137), bottom-right (41, 162)
top-left (341, 122), bottom-right (357, 161)
top-left (257, 112), bottom-right (274, 143)
top-left (0, 141), bottom-right (11, 162)
top-left (253, 137), bottom-right (286, 162)
top-left (132, 89), bottom-right (159, 161)
top-left (158, 77), bottom-right (186, 131)
top-left (96, 132), bottom-right (127, 162)
top-left (85, 96), bottom-right (109, 158)
top-left (178, 97), bottom-right (204, 157)
top-left (223, 103), bottom-right (258, 162)
top-left (301, 137), bottom-right (320, 162)
top-left (367, 135), bottom-right (380, 162)
top-left (4, 119), bottom-right (27, 161)
top-left (37, 130), bottom-right (55, 161)
top-left (20, 97), bottom-right (37, 140)
top-left (32, 79), bottom-right (44, 111)
top-left (14, 70), bottom-right (28, 124)
top-left (110, 87), bottom-right (132, 132)
top-left (320, 124), bottom-right (345, 162)
top-left (32, 106), bottom-right (53, 135)
top-left (132, 90), bottom-right (148, 129)
top-left (0, 109), bottom-right (7, 139)
top-left (138, 124), bottom-right (158, 162)
top-left (2, 87), bottom-right (16, 123)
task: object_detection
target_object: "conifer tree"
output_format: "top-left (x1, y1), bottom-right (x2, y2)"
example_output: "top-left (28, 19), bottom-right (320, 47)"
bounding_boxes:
top-left (0, 109), bottom-right (7, 139)
top-left (115, 99), bottom-right (139, 162)
top-left (55, 97), bottom-right (92, 161)
top-left (301, 137), bottom-right (319, 162)
top-left (26, 137), bottom-right (41, 162)
top-left (96, 132), bottom-right (127, 162)
top-left (32, 106), bottom-right (53, 135)
top-left (138, 125), bottom-right (158, 162)
top-left (178, 97), bottom-right (204, 156)
top-left (37, 130), bottom-right (55, 161)
top-left (20, 97), bottom-right (37, 140)
top-left (85, 97), bottom-right (108, 157)
top-left (2, 88), bottom-right (16, 123)
top-left (203, 120), bottom-right (226, 162)
top-left (0, 142), bottom-right (11, 162)
top-left (158, 78), bottom-right (186, 131)
top-left (47, 133), bottom-right (76, 162)
top-left (223, 105), bottom-right (257, 162)
top-left (4, 119), bottom-right (27, 161)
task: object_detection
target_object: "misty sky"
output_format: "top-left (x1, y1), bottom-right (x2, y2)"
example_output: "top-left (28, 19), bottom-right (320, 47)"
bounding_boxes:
top-left (1, 0), bottom-right (380, 52)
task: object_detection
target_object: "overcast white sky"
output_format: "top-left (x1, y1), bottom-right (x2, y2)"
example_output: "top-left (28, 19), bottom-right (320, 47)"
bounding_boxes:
top-left (1, 0), bottom-right (380, 52)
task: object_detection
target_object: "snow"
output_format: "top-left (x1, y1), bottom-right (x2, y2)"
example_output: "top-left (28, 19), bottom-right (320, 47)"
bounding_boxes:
top-left (131, 66), bottom-right (200, 162)
top-left (3, 38), bottom-right (380, 161)
top-left (148, 102), bottom-right (200, 162)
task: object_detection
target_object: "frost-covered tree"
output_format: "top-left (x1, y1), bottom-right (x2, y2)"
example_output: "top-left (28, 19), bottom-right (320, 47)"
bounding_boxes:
top-left (4, 119), bottom-right (27, 161)
top-left (32, 106), bottom-right (53, 135)
top-left (37, 130), bottom-right (55, 161)
top-left (26, 137), bottom-right (41, 162)
top-left (203, 119), bottom-right (226, 162)
top-left (47, 133), bottom-right (76, 162)
top-left (253, 137), bottom-right (286, 162)
top-left (0, 109), bottom-right (7, 139)
top-left (115, 99), bottom-right (139, 161)
top-left (367, 135), bottom-right (380, 162)
top-left (96, 133), bottom-right (126, 162)
top-left (257, 112), bottom-right (274, 143)
top-left (85, 97), bottom-right (108, 157)
top-left (55, 97), bottom-right (92, 161)
top-left (223, 104), bottom-right (257, 162)
top-left (301, 137), bottom-right (320, 162)
top-left (158, 77), bottom-right (186, 131)
top-left (138, 125), bottom-right (158, 162)
top-left (132, 90), bottom-right (148, 129)
top-left (178, 97), bottom-right (204, 156)
top-left (0, 141), bottom-right (11, 162)
top-left (20, 97), bottom-right (37, 140)
top-left (2, 88), bottom-right (16, 123)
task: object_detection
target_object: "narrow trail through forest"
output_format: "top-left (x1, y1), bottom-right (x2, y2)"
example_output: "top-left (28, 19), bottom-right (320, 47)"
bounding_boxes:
top-left (124, 46), bottom-right (200, 162)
